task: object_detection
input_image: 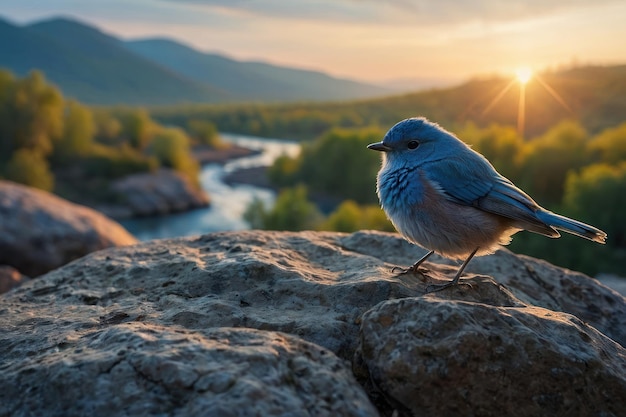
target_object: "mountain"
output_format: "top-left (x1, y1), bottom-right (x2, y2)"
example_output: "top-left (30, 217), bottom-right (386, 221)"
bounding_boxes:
top-left (0, 16), bottom-right (390, 105)
top-left (0, 17), bottom-right (228, 105)
top-left (124, 38), bottom-right (389, 102)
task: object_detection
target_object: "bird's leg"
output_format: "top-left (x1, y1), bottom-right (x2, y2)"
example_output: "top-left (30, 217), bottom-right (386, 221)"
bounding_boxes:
top-left (426, 246), bottom-right (479, 293)
top-left (392, 250), bottom-right (434, 274)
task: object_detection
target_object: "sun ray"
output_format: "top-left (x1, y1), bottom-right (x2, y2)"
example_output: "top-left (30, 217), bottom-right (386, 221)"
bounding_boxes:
top-left (534, 74), bottom-right (573, 114)
top-left (480, 78), bottom-right (517, 117)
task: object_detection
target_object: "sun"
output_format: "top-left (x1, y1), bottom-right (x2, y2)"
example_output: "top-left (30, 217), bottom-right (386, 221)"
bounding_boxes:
top-left (515, 67), bottom-right (533, 84)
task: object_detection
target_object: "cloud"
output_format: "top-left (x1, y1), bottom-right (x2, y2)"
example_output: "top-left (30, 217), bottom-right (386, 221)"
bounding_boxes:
top-left (161, 0), bottom-right (622, 25)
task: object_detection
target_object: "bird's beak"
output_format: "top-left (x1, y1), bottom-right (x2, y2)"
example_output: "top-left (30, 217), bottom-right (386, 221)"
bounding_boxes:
top-left (367, 141), bottom-right (392, 152)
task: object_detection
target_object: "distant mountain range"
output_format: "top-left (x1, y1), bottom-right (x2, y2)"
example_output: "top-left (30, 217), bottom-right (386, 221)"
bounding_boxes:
top-left (0, 16), bottom-right (390, 105)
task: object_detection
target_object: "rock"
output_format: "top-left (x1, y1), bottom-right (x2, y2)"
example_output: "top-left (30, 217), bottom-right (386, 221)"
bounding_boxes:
top-left (0, 265), bottom-right (28, 294)
top-left (0, 180), bottom-right (138, 276)
top-left (99, 168), bottom-right (209, 219)
top-left (356, 297), bottom-right (626, 417)
top-left (0, 324), bottom-right (377, 417)
top-left (0, 230), bottom-right (624, 416)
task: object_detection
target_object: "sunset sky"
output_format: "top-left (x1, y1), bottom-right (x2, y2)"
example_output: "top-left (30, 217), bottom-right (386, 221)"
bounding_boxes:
top-left (2, 0), bottom-right (625, 87)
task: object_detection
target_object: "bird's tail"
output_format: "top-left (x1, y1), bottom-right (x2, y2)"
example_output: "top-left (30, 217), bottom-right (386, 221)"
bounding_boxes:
top-left (537, 210), bottom-right (607, 244)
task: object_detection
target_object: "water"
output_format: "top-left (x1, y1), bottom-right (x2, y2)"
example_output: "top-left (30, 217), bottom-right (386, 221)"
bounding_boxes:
top-left (121, 134), bottom-right (300, 241)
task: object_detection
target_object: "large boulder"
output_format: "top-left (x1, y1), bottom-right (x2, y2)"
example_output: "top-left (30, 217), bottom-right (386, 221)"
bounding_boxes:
top-left (0, 180), bottom-right (137, 276)
top-left (0, 230), bottom-right (624, 416)
top-left (100, 168), bottom-right (209, 219)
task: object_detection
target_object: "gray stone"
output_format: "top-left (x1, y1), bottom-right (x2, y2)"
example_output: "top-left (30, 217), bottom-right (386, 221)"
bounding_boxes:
top-left (0, 324), bottom-right (377, 417)
top-left (356, 296), bottom-right (626, 417)
top-left (0, 180), bottom-right (138, 276)
top-left (0, 230), bottom-right (624, 416)
top-left (104, 168), bottom-right (209, 219)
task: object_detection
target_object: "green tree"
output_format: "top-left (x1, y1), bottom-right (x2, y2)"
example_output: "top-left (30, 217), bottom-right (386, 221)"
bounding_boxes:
top-left (270, 128), bottom-right (383, 204)
top-left (93, 110), bottom-right (123, 145)
top-left (586, 122), bottom-right (626, 165)
top-left (187, 119), bottom-right (226, 148)
top-left (0, 70), bottom-right (64, 161)
top-left (244, 186), bottom-right (322, 231)
top-left (119, 108), bottom-right (154, 151)
top-left (53, 100), bottom-right (95, 162)
top-left (518, 120), bottom-right (589, 206)
top-left (149, 127), bottom-right (199, 182)
top-left (460, 123), bottom-right (524, 180)
top-left (319, 200), bottom-right (394, 232)
top-left (4, 148), bottom-right (54, 191)
top-left (563, 163), bottom-right (626, 249)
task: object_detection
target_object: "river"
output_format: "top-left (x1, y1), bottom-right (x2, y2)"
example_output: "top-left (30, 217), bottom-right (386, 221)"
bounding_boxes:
top-left (120, 134), bottom-right (300, 241)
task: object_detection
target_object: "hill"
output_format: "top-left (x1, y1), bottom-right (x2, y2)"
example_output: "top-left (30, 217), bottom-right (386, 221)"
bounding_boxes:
top-left (124, 38), bottom-right (389, 102)
top-left (0, 16), bottom-right (389, 105)
top-left (152, 64), bottom-right (626, 138)
top-left (0, 17), bottom-right (227, 105)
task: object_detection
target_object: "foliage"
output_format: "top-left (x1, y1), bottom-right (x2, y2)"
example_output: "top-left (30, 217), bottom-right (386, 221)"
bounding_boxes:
top-left (318, 200), bottom-right (394, 233)
top-left (117, 108), bottom-right (155, 151)
top-left (82, 143), bottom-right (158, 179)
top-left (3, 148), bottom-right (54, 191)
top-left (52, 100), bottom-right (95, 163)
top-left (516, 120), bottom-right (589, 205)
top-left (563, 163), bottom-right (626, 249)
top-left (187, 119), bottom-right (226, 149)
top-left (0, 70), bottom-right (64, 162)
top-left (458, 123), bottom-right (524, 180)
top-left (268, 127), bottom-right (383, 204)
top-left (244, 186), bottom-right (323, 231)
top-left (586, 122), bottom-right (626, 165)
top-left (0, 70), bottom-right (203, 200)
top-left (148, 127), bottom-right (199, 183)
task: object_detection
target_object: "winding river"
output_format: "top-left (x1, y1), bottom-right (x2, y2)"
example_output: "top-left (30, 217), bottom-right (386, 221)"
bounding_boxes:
top-left (120, 134), bottom-right (300, 241)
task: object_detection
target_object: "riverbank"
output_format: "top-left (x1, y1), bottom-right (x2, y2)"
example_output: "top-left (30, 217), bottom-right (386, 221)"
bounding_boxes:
top-left (192, 143), bottom-right (262, 165)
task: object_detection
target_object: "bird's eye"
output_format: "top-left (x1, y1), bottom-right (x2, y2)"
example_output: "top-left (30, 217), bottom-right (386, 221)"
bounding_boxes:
top-left (407, 140), bottom-right (419, 150)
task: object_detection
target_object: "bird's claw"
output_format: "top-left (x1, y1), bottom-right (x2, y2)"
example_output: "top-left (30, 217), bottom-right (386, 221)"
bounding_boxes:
top-left (391, 264), bottom-right (426, 275)
top-left (426, 280), bottom-right (473, 293)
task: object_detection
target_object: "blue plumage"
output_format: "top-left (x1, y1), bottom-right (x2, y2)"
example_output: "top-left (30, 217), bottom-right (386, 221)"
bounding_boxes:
top-left (368, 117), bottom-right (606, 290)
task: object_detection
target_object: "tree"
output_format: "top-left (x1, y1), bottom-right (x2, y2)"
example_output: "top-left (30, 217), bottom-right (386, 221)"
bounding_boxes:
top-left (586, 122), bottom-right (626, 165)
top-left (563, 163), bottom-right (626, 248)
top-left (4, 148), bottom-right (54, 191)
top-left (149, 127), bottom-right (199, 182)
top-left (0, 71), bottom-right (64, 162)
top-left (119, 108), bottom-right (154, 151)
top-left (52, 100), bottom-right (95, 163)
top-left (319, 200), bottom-right (394, 232)
top-left (244, 186), bottom-right (322, 231)
top-left (459, 123), bottom-right (524, 180)
top-left (269, 128), bottom-right (383, 204)
top-left (187, 119), bottom-right (225, 148)
top-left (518, 120), bottom-right (589, 206)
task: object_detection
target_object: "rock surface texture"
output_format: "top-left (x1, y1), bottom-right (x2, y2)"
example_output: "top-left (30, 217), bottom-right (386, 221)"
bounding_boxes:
top-left (0, 230), bottom-right (624, 417)
top-left (99, 168), bottom-right (210, 219)
top-left (0, 180), bottom-right (137, 277)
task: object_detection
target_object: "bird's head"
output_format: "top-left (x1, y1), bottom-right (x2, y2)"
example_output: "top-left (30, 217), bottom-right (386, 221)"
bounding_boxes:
top-left (368, 117), bottom-right (465, 166)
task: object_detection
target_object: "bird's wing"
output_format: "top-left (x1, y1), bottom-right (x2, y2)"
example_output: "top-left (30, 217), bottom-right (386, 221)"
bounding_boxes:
top-left (422, 157), bottom-right (559, 237)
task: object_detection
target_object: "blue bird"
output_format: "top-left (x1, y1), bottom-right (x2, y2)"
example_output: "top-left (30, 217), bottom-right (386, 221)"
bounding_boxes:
top-left (368, 117), bottom-right (607, 291)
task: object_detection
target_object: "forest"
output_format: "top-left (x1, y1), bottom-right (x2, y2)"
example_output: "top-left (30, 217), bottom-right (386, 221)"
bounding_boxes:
top-left (0, 70), bottom-right (220, 206)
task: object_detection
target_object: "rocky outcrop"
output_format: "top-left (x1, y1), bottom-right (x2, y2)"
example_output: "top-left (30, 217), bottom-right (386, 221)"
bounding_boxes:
top-left (97, 168), bottom-right (210, 219)
top-left (0, 230), bottom-right (624, 416)
top-left (0, 180), bottom-right (137, 277)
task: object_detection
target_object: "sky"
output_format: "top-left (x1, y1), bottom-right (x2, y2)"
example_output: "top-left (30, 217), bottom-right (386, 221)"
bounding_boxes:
top-left (2, 0), bottom-right (626, 87)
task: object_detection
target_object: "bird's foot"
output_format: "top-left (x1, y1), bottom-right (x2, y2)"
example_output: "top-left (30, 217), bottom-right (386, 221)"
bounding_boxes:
top-left (426, 279), bottom-right (473, 293)
top-left (391, 264), bottom-right (428, 275)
